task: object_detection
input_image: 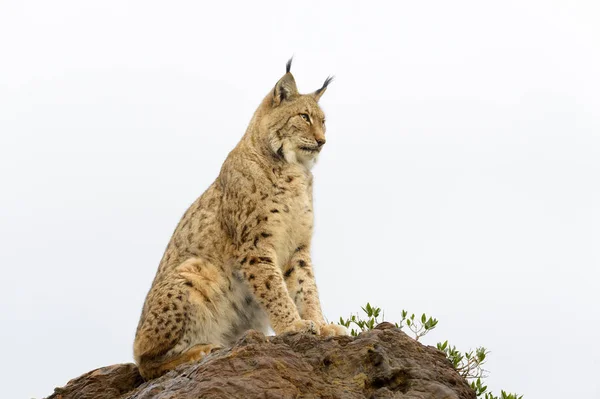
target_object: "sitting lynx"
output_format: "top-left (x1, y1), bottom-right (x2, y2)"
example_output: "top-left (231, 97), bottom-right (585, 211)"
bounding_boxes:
top-left (133, 59), bottom-right (348, 380)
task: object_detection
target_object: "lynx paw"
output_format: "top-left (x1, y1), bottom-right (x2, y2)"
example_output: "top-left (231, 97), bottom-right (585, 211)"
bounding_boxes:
top-left (284, 319), bottom-right (320, 335)
top-left (319, 323), bottom-right (350, 337)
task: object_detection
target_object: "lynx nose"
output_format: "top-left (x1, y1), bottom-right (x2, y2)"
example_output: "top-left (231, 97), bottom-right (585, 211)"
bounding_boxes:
top-left (316, 137), bottom-right (326, 147)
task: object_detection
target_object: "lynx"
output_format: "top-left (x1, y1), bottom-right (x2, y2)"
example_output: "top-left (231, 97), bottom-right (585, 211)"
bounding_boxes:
top-left (133, 59), bottom-right (348, 380)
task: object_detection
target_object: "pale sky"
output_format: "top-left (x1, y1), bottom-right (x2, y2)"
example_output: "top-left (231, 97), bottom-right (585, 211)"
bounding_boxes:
top-left (1, 1), bottom-right (599, 398)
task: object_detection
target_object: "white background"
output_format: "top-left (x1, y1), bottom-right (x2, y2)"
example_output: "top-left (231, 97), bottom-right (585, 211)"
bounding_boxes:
top-left (1, 1), bottom-right (598, 398)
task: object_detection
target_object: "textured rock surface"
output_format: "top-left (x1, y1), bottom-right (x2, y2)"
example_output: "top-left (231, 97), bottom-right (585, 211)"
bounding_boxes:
top-left (46, 324), bottom-right (475, 399)
top-left (46, 363), bottom-right (143, 399)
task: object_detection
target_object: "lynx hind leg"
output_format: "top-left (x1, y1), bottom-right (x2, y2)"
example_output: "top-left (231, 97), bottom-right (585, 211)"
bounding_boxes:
top-left (139, 343), bottom-right (221, 380)
top-left (134, 257), bottom-right (233, 380)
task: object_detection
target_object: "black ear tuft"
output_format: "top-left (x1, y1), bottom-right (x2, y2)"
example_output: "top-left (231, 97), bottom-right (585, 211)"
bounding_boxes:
top-left (286, 57), bottom-right (293, 74)
top-left (315, 76), bottom-right (334, 95)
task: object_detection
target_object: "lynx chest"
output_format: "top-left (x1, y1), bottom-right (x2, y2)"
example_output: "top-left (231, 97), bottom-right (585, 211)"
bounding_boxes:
top-left (272, 168), bottom-right (314, 267)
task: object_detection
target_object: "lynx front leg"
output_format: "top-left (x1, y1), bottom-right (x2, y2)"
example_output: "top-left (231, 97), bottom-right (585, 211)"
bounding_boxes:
top-left (238, 239), bottom-right (319, 335)
top-left (283, 245), bottom-right (348, 337)
top-left (283, 245), bottom-right (325, 323)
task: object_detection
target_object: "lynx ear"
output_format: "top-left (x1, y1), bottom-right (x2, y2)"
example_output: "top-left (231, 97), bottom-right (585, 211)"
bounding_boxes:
top-left (313, 76), bottom-right (334, 102)
top-left (272, 58), bottom-right (298, 107)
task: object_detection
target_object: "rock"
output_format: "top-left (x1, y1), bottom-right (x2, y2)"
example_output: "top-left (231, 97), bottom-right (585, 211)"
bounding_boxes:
top-left (46, 363), bottom-right (143, 399)
top-left (374, 321), bottom-right (397, 330)
top-left (46, 327), bottom-right (475, 399)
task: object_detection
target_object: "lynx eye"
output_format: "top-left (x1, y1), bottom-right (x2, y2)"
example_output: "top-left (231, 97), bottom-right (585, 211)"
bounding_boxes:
top-left (300, 113), bottom-right (311, 123)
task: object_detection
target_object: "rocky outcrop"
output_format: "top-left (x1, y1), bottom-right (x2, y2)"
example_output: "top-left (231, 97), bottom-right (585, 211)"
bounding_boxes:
top-left (47, 323), bottom-right (475, 399)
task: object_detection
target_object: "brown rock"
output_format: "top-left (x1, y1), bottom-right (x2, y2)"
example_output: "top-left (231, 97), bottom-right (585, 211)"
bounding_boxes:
top-left (374, 321), bottom-right (397, 330)
top-left (46, 327), bottom-right (475, 399)
top-left (46, 363), bottom-right (143, 399)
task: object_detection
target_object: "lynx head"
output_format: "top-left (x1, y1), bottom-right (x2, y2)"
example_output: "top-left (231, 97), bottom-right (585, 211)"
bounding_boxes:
top-left (256, 58), bottom-right (332, 169)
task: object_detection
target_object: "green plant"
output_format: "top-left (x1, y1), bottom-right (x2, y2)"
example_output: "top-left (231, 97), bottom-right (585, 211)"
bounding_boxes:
top-left (338, 304), bottom-right (522, 399)
top-left (436, 340), bottom-right (488, 379)
top-left (338, 302), bottom-right (438, 340)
